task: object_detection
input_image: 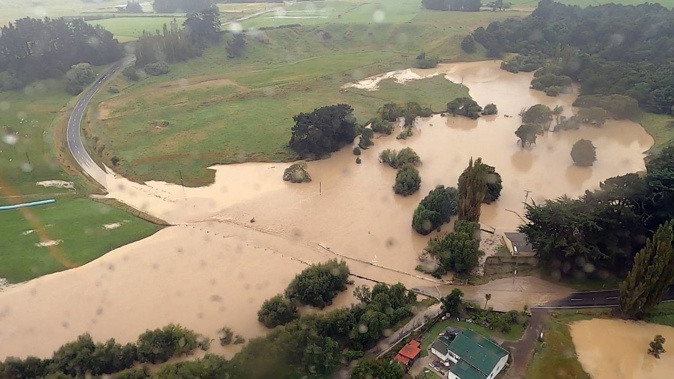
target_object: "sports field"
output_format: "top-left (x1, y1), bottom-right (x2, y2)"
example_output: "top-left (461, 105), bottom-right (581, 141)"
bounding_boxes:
top-left (0, 198), bottom-right (161, 283)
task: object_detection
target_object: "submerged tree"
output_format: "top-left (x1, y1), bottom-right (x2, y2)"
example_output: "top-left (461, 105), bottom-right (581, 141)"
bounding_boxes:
top-left (394, 164), bottom-right (421, 196)
top-left (457, 158), bottom-right (488, 222)
top-left (649, 335), bottom-right (666, 358)
top-left (289, 104), bottom-right (357, 157)
top-left (619, 220), bottom-right (674, 319)
top-left (515, 124), bottom-right (543, 147)
top-left (412, 185), bottom-right (459, 235)
top-left (571, 139), bottom-right (597, 167)
top-left (441, 288), bottom-right (464, 316)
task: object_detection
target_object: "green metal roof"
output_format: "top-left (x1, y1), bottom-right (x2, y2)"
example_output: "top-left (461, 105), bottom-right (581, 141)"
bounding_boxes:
top-left (450, 360), bottom-right (487, 379)
top-left (448, 329), bottom-right (508, 376)
top-left (431, 340), bottom-right (449, 355)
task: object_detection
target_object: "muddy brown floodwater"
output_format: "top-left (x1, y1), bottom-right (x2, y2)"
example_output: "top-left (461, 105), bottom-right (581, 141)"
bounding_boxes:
top-left (0, 61), bottom-right (652, 360)
top-left (571, 319), bottom-right (674, 379)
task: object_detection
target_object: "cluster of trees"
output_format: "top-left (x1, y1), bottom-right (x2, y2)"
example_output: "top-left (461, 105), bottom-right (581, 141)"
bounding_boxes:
top-left (447, 97), bottom-right (483, 119)
top-left (135, 8), bottom-right (221, 67)
top-left (0, 324), bottom-right (202, 379)
top-left (412, 185), bottom-right (459, 235)
top-left (414, 52), bottom-right (439, 69)
top-left (572, 94), bottom-right (639, 120)
top-left (500, 55), bottom-right (542, 73)
top-left (469, 0), bottom-right (674, 114)
top-left (378, 101), bottom-right (433, 127)
top-left (0, 17), bottom-right (121, 91)
top-left (153, 0), bottom-right (214, 13)
top-left (285, 259), bottom-right (351, 308)
top-left (289, 104), bottom-right (358, 158)
top-left (379, 147), bottom-right (421, 169)
top-left (421, 0), bottom-right (482, 12)
top-left (367, 117), bottom-right (394, 135)
top-left (427, 220), bottom-right (482, 275)
top-left (515, 104), bottom-right (557, 146)
top-left (530, 73), bottom-right (572, 96)
top-left (248, 280), bottom-right (417, 378)
top-left (124, 1), bottom-right (143, 13)
top-left (257, 260), bottom-right (351, 327)
top-left (520, 143), bottom-right (674, 279)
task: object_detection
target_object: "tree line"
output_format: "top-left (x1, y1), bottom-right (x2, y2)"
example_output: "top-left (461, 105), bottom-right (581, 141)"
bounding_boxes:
top-left (0, 324), bottom-right (204, 378)
top-left (468, 0), bottom-right (674, 114)
top-left (0, 17), bottom-right (122, 91)
top-left (134, 7), bottom-right (222, 67)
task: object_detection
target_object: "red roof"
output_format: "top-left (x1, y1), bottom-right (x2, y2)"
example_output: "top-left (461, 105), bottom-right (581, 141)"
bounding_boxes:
top-left (398, 340), bottom-right (422, 360)
top-left (394, 354), bottom-right (411, 366)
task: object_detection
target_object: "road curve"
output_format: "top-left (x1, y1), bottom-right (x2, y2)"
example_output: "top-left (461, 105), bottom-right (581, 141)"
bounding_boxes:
top-left (66, 56), bottom-right (135, 189)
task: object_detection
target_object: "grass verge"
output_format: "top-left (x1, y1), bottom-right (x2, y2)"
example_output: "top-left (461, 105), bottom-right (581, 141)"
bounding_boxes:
top-left (636, 111), bottom-right (674, 155)
top-left (645, 302), bottom-right (674, 328)
top-left (0, 197), bottom-right (162, 283)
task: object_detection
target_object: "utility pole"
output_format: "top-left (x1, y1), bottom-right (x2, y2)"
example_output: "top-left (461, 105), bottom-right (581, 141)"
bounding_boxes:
top-left (523, 189), bottom-right (532, 213)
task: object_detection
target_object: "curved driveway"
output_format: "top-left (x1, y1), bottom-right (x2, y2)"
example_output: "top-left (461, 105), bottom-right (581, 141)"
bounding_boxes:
top-left (66, 56), bottom-right (135, 189)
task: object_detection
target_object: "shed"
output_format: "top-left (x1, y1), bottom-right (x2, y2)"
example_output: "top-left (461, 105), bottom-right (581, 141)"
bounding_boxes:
top-left (502, 232), bottom-right (535, 256)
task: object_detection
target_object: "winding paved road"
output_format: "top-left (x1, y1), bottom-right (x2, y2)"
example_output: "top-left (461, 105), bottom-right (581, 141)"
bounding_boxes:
top-left (67, 56), bottom-right (135, 189)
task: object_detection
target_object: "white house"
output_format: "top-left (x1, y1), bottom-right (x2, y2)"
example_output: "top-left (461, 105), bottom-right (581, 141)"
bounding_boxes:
top-left (432, 329), bottom-right (509, 379)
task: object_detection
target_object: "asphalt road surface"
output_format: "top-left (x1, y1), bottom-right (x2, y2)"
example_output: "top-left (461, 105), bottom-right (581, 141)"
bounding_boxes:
top-left (67, 56), bottom-right (135, 188)
top-left (541, 286), bottom-right (674, 309)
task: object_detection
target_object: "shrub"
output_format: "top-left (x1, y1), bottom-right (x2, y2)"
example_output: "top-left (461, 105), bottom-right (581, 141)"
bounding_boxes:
top-left (283, 163), bottom-right (311, 183)
top-left (356, 157), bottom-right (362, 164)
top-left (219, 327), bottom-right (234, 346)
top-left (414, 52), bottom-right (439, 69)
top-left (233, 335), bottom-right (245, 345)
top-left (396, 128), bottom-right (413, 140)
top-left (353, 146), bottom-right (361, 155)
top-left (447, 97), bottom-right (482, 119)
top-left (359, 128), bottom-right (374, 148)
top-left (111, 156), bottom-right (120, 166)
top-left (482, 103), bottom-right (498, 115)
top-left (379, 147), bottom-right (420, 169)
top-left (461, 35), bottom-right (477, 54)
top-left (136, 324), bottom-right (198, 364)
top-left (394, 164), bottom-right (421, 196)
top-left (544, 86), bottom-right (559, 96)
top-left (122, 66), bottom-right (140, 81)
top-left (108, 86), bottom-right (120, 94)
top-left (368, 117), bottom-right (393, 135)
top-left (65, 63), bottom-right (96, 95)
top-left (143, 62), bottom-right (170, 76)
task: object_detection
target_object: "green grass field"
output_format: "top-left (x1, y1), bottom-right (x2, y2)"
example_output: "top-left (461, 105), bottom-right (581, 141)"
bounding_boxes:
top-left (90, 17), bottom-right (187, 43)
top-left (0, 197), bottom-right (162, 283)
top-left (90, 7), bottom-right (513, 185)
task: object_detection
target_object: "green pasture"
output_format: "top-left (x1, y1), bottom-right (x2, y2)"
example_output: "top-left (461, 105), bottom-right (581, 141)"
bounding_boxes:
top-left (0, 197), bottom-right (162, 283)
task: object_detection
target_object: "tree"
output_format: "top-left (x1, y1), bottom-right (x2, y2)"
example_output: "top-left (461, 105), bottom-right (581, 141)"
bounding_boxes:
top-left (441, 288), bottom-right (464, 316)
top-left (353, 285), bottom-right (372, 304)
top-left (515, 124), bottom-right (543, 147)
top-left (620, 221), bottom-right (674, 319)
top-left (258, 295), bottom-right (299, 328)
top-left (144, 62), bottom-right (170, 76)
top-left (136, 324), bottom-right (198, 364)
top-left (427, 220), bottom-right (481, 274)
top-left (65, 63), bottom-right (95, 95)
top-left (649, 335), bottom-right (666, 358)
top-left (457, 158), bottom-right (488, 222)
top-left (289, 104), bottom-right (357, 157)
top-left (122, 66), bottom-right (140, 81)
top-left (482, 103), bottom-right (498, 115)
top-left (522, 104), bottom-right (553, 130)
top-left (184, 7), bottom-right (222, 43)
top-left (483, 164), bottom-right (503, 204)
top-left (378, 103), bottom-right (403, 122)
top-left (359, 128), bottom-right (374, 149)
top-left (461, 35), bottom-right (477, 54)
top-left (571, 139), bottom-right (597, 167)
top-left (285, 259), bottom-right (351, 308)
top-left (412, 185), bottom-right (459, 235)
top-left (484, 293), bottom-right (492, 309)
top-left (394, 164), bottom-right (421, 196)
top-left (552, 105), bottom-right (563, 124)
top-left (226, 33), bottom-right (246, 58)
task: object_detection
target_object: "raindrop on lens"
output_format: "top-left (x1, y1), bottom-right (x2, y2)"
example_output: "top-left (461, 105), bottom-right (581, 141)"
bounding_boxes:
top-left (373, 10), bottom-right (385, 23)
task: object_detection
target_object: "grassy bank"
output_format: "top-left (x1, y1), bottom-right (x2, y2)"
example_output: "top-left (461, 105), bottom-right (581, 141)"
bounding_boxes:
top-left (0, 197), bottom-right (162, 283)
top-left (524, 309), bottom-right (610, 379)
top-left (90, 9), bottom-right (519, 186)
top-left (646, 302), bottom-right (674, 328)
top-left (636, 112), bottom-right (674, 155)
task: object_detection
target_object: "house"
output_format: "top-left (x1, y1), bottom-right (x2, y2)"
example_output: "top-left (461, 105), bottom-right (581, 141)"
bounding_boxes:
top-left (393, 340), bottom-right (422, 369)
top-left (445, 329), bottom-right (509, 379)
top-left (502, 232), bottom-right (535, 256)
